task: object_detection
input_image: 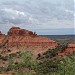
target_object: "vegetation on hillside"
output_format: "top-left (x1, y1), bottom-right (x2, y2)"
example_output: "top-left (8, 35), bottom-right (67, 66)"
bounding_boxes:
top-left (0, 44), bottom-right (75, 75)
top-left (37, 44), bottom-right (68, 60)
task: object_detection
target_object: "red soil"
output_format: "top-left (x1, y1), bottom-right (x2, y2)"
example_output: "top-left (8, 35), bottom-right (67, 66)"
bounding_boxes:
top-left (0, 27), bottom-right (75, 56)
top-left (0, 27), bottom-right (57, 55)
top-left (58, 43), bottom-right (75, 56)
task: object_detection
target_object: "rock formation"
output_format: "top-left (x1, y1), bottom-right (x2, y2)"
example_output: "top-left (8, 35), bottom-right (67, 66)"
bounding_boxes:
top-left (8, 27), bottom-right (37, 36)
top-left (0, 27), bottom-right (75, 57)
top-left (0, 27), bottom-right (58, 55)
top-left (58, 43), bottom-right (75, 56)
top-left (0, 31), bottom-right (5, 36)
top-left (6, 27), bottom-right (57, 48)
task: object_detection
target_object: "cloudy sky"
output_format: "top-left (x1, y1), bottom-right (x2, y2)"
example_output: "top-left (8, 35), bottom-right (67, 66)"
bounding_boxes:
top-left (0, 0), bottom-right (74, 35)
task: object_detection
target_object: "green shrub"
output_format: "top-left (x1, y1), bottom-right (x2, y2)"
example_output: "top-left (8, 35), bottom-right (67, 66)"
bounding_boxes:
top-left (36, 50), bottom-right (75, 75)
top-left (6, 51), bottom-right (38, 71)
top-left (12, 72), bottom-right (36, 75)
top-left (37, 44), bottom-right (68, 60)
top-left (0, 55), bottom-right (8, 61)
top-left (6, 60), bottom-right (14, 71)
top-left (0, 67), bottom-right (6, 73)
top-left (20, 51), bottom-right (38, 70)
top-left (1, 49), bottom-right (75, 75)
top-left (58, 56), bottom-right (75, 75)
top-left (36, 58), bottom-right (58, 75)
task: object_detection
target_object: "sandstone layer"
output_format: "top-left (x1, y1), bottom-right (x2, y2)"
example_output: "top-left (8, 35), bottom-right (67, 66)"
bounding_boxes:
top-left (58, 43), bottom-right (75, 56)
top-left (0, 27), bottom-right (75, 56)
top-left (0, 27), bottom-right (57, 55)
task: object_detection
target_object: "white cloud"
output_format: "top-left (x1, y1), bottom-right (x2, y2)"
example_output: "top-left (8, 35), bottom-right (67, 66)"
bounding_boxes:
top-left (1, 8), bottom-right (26, 17)
top-left (0, 0), bottom-right (74, 35)
top-left (37, 19), bottom-right (74, 29)
top-left (0, 8), bottom-right (31, 24)
top-left (29, 17), bottom-right (33, 21)
top-left (65, 9), bottom-right (74, 14)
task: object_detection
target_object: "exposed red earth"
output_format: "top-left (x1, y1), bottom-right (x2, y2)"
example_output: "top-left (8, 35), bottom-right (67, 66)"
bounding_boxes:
top-left (0, 27), bottom-right (75, 57)
top-left (0, 27), bottom-right (58, 75)
top-left (0, 27), bottom-right (75, 75)
top-left (59, 43), bottom-right (75, 56)
top-left (0, 27), bottom-right (57, 56)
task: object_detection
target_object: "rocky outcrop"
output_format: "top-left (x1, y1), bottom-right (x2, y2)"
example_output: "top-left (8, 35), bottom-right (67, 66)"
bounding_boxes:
top-left (8, 27), bottom-right (37, 36)
top-left (58, 43), bottom-right (75, 56)
top-left (1, 27), bottom-right (75, 57)
top-left (0, 31), bottom-right (5, 36)
top-left (0, 27), bottom-right (58, 51)
top-left (8, 27), bottom-right (21, 36)
top-left (0, 31), bottom-right (2, 35)
top-left (8, 36), bottom-right (58, 48)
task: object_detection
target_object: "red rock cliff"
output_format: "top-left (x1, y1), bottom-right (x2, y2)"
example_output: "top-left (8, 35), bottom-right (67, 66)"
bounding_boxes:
top-left (57, 43), bottom-right (75, 56)
top-left (0, 27), bottom-right (58, 50)
top-left (8, 27), bottom-right (37, 36)
top-left (0, 31), bottom-right (5, 36)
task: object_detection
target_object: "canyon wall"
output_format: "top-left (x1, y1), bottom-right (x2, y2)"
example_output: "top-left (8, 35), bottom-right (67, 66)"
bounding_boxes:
top-left (0, 27), bottom-right (57, 49)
